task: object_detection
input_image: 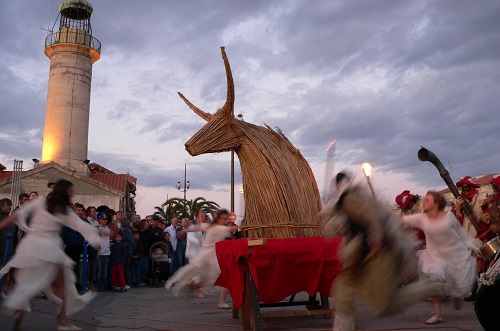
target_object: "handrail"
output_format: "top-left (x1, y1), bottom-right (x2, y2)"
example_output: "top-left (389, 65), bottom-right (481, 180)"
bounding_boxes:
top-left (45, 31), bottom-right (101, 54)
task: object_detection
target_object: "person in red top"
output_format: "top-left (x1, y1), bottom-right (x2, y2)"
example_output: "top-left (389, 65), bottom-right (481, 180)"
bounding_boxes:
top-left (396, 190), bottom-right (425, 250)
top-left (481, 176), bottom-right (500, 234)
top-left (452, 176), bottom-right (485, 239)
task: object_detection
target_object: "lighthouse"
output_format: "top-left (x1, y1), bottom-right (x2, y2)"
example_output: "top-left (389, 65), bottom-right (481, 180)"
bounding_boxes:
top-left (41, 0), bottom-right (100, 172)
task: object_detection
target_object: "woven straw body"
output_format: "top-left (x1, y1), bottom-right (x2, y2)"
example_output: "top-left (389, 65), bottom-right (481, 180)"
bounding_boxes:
top-left (180, 47), bottom-right (322, 239)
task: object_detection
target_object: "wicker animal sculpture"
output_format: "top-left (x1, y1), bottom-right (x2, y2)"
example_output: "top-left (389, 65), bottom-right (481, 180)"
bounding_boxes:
top-left (179, 47), bottom-right (322, 239)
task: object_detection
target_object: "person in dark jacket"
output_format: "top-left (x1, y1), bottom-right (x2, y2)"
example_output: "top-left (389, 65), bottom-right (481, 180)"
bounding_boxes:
top-left (110, 232), bottom-right (127, 292)
top-left (62, 205), bottom-right (86, 290)
top-left (120, 219), bottom-right (134, 289)
top-left (131, 230), bottom-right (144, 287)
top-left (138, 219), bottom-right (151, 285)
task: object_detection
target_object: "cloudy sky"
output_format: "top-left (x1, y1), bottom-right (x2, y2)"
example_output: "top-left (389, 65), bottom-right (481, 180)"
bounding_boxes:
top-left (1, 0), bottom-right (499, 217)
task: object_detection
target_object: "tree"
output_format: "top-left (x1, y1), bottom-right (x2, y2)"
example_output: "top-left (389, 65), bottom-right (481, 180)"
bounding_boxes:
top-left (153, 197), bottom-right (220, 224)
top-left (153, 197), bottom-right (185, 224)
top-left (186, 197), bottom-right (220, 220)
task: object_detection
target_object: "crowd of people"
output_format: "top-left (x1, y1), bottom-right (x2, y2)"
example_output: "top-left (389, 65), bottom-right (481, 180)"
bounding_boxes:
top-left (0, 173), bottom-right (499, 331)
top-left (0, 181), bottom-right (240, 330)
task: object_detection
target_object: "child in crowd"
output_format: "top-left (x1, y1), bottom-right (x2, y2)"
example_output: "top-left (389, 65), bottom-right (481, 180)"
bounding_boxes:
top-left (163, 232), bottom-right (174, 261)
top-left (96, 213), bottom-right (111, 291)
top-left (131, 230), bottom-right (144, 287)
top-left (110, 232), bottom-right (127, 292)
top-left (152, 246), bottom-right (170, 262)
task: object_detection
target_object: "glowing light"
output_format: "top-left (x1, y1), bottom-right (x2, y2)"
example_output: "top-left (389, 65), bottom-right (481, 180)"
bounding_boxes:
top-left (326, 139), bottom-right (337, 152)
top-left (41, 138), bottom-right (58, 162)
top-left (237, 185), bottom-right (244, 194)
top-left (361, 162), bottom-right (372, 177)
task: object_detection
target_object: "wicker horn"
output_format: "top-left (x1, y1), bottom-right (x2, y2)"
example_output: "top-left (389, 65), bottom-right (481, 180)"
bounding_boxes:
top-left (177, 92), bottom-right (212, 122)
top-left (220, 46), bottom-right (235, 118)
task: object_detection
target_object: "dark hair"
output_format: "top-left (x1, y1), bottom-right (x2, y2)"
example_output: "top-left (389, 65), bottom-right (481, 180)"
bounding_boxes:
top-left (133, 230), bottom-right (140, 235)
top-left (215, 209), bottom-right (229, 220)
top-left (86, 206), bottom-right (96, 214)
top-left (46, 179), bottom-right (73, 215)
top-left (426, 191), bottom-right (446, 211)
top-left (75, 203), bottom-right (85, 210)
top-left (19, 193), bottom-right (29, 200)
top-left (121, 219), bottom-right (131, 228)
top-left (0, 198), bottom-right (12, 207)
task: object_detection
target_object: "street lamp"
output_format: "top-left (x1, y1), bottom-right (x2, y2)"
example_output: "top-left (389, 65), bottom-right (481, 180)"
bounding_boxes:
top-left (176, 164), bottom-right (190, 201)
top-left (231, 114), bottom-right (243, 212)
top-left (361, 162), bottom-right (376, 198)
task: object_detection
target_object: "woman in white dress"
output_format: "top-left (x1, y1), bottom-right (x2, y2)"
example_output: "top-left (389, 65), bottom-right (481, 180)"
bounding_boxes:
top-left (165, 209), bottom-right (238, 308)
top-left (0, 180), bottom-right (100, 331)
top-left (186, 211), bottom-right (210, 298)
top-left (401, 191), bottom-right (477, 325)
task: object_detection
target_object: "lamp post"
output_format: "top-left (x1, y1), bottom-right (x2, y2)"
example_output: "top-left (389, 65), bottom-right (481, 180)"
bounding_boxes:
top-left (361, 162), bottom-right (376, 198)
top-left (231, 114), bottom-right (243, 212)
top-left (176, 164), bottom-right (190, 201)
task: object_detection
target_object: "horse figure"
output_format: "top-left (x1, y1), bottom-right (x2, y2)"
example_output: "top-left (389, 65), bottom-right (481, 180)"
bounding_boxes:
top-left (179, 47), bottom-right (322, 238)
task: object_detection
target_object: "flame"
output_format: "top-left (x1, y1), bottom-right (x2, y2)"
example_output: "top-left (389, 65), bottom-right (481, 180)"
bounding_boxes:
top-left (361, 162), bottom-right (372, 177)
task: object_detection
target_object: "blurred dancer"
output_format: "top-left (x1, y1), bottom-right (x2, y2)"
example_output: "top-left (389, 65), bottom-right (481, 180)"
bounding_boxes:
top-left (402, 191), bottom-right (477, 324)
top-left (322, 173), bottom-right (442, 331)
top-left (165, 209), bottom-right (238, 309)
top-left (0, 180), bottom-right (100, 331)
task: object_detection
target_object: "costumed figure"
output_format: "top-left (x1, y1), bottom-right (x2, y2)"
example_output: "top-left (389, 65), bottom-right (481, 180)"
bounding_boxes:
top-left (395, 190), bottom-right (425, 250)
top-left (401, 191), bottom-right (477, 324)
top-left (475, 176), bottom-right (500, 331)
top-left (322, 173), bottom-right (443, 331)
top-left (479, 175), bottom-right (500, 245)
top-left (165, 209), bottom-right (238, 308)
top-left (452, 176), bottom-right (486, 240)
top-left (0, 179), bottom-right (100, 331)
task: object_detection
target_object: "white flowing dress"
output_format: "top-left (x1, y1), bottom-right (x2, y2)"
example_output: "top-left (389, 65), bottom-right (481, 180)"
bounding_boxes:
top-left (165, 224), bottom-right (232, 291)
top-left (0, 197), bottom-right (100, 314)
top-left (402, 212), bottom-right (477, 298)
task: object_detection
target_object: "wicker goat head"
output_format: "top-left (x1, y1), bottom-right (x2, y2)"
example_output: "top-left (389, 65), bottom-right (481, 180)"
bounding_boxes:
top-left (179, 47), bottom-right (322, 238)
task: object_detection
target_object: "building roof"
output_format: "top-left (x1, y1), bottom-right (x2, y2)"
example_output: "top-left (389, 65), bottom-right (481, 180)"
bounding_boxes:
top-left (0, 171), bottom-right (13, 181)
top-left (0, 162), bottom-right (136, 194)
top-left (90, 173), bottom-right (136, 192)
top-left (438, 173), bottom-right (498, 193)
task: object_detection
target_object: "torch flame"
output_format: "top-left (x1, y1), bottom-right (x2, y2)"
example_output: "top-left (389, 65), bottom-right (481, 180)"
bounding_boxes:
top-left (361, 162), bottom-right (372, 177)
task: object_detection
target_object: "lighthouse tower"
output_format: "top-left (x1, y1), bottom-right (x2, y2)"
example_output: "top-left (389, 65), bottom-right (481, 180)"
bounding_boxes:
top-left (41, 0), bottom-right (100, 172)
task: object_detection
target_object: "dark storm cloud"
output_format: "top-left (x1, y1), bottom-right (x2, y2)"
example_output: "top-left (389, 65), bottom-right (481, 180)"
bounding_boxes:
top-left (1, 0), bottom-right (499, 197)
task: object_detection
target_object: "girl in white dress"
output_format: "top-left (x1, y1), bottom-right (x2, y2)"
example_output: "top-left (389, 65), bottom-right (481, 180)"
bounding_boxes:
top-left (165, 209), bottom-right (238, 308)
top-left (186, 210), bottom-right (210, 298)
top-left (0, 180), bottom-right (100, 331)
top-left (402, 191), bottom-right (477, 325)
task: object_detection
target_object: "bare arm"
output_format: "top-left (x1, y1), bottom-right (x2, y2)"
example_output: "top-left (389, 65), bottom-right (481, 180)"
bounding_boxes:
top-left (64, 208), bottom-right (101, 249)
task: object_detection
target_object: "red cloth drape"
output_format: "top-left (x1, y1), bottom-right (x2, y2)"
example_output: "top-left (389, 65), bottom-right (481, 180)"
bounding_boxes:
top-left (214, 238), bottom-right (250, 308)
top-left (215, 236), bottom-right (342, 308)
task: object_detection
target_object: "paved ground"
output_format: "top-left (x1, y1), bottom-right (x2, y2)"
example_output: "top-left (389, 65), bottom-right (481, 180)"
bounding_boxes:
top-left (1, 285), bottom-right (484, 331)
